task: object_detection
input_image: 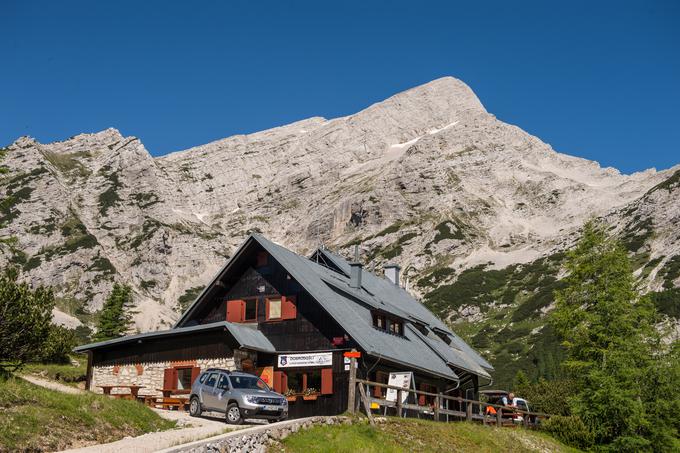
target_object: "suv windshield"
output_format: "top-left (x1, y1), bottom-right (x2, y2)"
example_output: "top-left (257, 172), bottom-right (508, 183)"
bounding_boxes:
top-left (228, 375), bottom-right (269, 390)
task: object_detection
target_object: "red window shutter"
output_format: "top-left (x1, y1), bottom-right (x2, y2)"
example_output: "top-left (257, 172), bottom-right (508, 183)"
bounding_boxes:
top-left (281, 296), bottom-right (297, 320)
top-left (321, 368), bottom-right (333, 395)
top-left (281, 372), bottom-right (288, 392)
top-left (226, 300), bottom-right (244, 322)
top-left (163, 368), bottom-right (178, 390)
top-left (191, 366), bottom-right (201, 385)
top-left (273, 371), bottom-right (283, 393)
top-left (257, 251), bottom-right (268, 267)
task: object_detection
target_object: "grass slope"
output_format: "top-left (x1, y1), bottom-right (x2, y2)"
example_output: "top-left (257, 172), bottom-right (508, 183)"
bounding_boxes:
top-left (0, 376), bottom-right (175, 452)
top-left (277, 418), bottom-right (581, 453)
top-left (22, 359), bottom-right (87, 387)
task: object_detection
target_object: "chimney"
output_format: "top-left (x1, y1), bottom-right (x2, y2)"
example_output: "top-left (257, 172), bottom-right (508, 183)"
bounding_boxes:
top-left (384, 264), bottom-right (401, 286)
top-left (349, 245), bottom-right (362, 289)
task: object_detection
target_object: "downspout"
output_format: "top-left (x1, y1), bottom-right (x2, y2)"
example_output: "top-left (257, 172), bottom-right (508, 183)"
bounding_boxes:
top-left (478, 375), bottom-right (494, 389)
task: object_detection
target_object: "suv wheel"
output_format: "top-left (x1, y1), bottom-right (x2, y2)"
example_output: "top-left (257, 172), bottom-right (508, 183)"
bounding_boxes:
top-left (189, 397), bottom-right (202, 417)
top-left (225, 402), bottom-right (243, 425)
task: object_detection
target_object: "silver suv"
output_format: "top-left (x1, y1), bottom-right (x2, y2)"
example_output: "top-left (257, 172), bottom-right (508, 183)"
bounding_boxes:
top-left (189, 369), bottom-right (288, 424)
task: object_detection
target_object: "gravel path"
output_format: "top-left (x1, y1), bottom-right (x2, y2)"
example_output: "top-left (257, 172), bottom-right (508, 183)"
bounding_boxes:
top-left (18, 374), bottom-right (249, 453)
top-left (20, 374), bottom-right (85, 395)
top-left (59, 411), bottom-right (243, 453)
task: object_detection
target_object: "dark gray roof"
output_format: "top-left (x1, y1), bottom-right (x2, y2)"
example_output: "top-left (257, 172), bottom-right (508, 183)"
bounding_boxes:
top-left (74, 321), bottom-right (275, 353)
top-left (314, 247), bottom-right (493, 372)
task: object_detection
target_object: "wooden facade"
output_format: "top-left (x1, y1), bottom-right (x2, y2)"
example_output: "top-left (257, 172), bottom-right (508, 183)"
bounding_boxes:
top-left (91, 330), bottom-right (235, 367)
top-left (78, 235), bottom-right (491, 418)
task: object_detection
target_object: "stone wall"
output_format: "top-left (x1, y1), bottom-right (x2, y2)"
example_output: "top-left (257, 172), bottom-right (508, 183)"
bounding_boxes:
top-left (164, 416), bottom-right (355, 453)
top-left (90, 349), bottom-right (257, 396)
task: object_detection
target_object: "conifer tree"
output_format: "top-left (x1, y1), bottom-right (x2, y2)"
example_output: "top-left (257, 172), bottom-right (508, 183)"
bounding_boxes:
top-left (94, 283), bottom-right (134, 341)
top-left (552, 221), bottom-right (680, 452)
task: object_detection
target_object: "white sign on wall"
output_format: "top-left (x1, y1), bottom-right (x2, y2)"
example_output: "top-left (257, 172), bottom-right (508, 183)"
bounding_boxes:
top-left (277, 352), bottom-right (332, 368)
top-left (385, 372), bottom-right (414, 404)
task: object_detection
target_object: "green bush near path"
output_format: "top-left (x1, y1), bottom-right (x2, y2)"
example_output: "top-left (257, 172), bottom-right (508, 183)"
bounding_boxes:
top-left (276, 417), bottom-right (581, 453)
top-left (0, 376), bottom-right (175, 452)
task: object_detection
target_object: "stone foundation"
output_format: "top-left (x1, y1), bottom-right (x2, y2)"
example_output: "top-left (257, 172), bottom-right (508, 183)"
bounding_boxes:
top-left (163, 416), bottom-right (356, 453)
top-left (90, 349), bottom-right (257, 396)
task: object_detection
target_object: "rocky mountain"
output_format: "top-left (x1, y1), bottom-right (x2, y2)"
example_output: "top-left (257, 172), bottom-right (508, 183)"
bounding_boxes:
top-left (2, 77), bottom-right (678, 384)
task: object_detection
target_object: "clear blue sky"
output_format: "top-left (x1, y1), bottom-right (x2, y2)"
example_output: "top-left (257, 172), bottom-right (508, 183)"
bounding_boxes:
top-left (2, 1), bottom-right (678, 173)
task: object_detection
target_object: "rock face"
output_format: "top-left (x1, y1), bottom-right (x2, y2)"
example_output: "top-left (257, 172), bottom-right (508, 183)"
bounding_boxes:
top-left (1, 77), bottom-right (679, 355)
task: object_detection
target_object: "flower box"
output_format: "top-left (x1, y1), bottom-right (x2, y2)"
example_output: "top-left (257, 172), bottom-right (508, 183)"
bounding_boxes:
top-left (302, 393), bottom-right (319, 401)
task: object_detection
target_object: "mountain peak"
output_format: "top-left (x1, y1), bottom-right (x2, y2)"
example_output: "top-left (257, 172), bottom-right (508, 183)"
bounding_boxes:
top-left (385, 76), bottom-right (487, 115)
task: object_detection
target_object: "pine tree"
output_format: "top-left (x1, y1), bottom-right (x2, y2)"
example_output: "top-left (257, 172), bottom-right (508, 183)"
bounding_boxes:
top-left (512, 370), bottom-right (530, 392)
top-left (552, 221), bottom-right (680, 452)
top-left (0, 268), bottom-right (54, 373)
top-left (94, 283), bottom-right (134, 342)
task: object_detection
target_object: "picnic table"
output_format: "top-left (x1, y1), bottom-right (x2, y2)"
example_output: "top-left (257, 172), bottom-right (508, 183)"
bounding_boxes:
top-left (98, 385), bottom-right (145, 398)
top-left (151, 388), bottom-right (191, 411)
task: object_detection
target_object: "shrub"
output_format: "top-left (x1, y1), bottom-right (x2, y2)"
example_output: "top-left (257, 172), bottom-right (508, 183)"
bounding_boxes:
top-left (513, 376), bottom-right (574, 416)
top-left (542, 415), bottom-right (594, 450)
top-left (0, 268), bottom-right (54, 373)
top-left (35, 325), bottom-right (77, 364)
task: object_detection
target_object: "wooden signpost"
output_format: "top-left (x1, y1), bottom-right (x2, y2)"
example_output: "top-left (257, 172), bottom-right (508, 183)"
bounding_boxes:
top-left (346, 350), bottom-right (360, 414)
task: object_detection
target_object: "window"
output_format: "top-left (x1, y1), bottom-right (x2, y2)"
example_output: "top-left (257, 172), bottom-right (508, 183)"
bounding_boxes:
top-left (164, 366), bottom-right (201, 390)
top-left (286, 372), bottom-right (305, 393)
top-left (216, 374), bottom-right (230, 390)
top-left (199, 373), bottom-right (209, 384)
top-left (374, 313), bottom-right (385, 329)
top-left (278, 369), bottom-right (333, 395)
top-left (389, 320), bottom-right (403, 336)
top-left (177, 367), bottom-right (193, 390)
top-left (244, 298), bottom-right (257, 321)
top-left (229, 375), bottom-right (268, 390)
top-left (205, 372), bottom-right (218, 388)
top-left (267, 298), bottom-right (282, 320)
top-left (372, 311), bottom-right (404, 336)
top-left (306, 370), bottom-right (321, 391)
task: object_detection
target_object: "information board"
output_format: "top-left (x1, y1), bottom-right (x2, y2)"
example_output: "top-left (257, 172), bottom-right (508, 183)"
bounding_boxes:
top-left (385, 371), bottom-right (414, 404)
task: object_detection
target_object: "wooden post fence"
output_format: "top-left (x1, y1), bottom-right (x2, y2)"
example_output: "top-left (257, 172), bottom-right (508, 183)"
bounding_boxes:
top-left (353, 378), bottom-right (553, 428)
top-left (357, 382), bottom-right (375, 425)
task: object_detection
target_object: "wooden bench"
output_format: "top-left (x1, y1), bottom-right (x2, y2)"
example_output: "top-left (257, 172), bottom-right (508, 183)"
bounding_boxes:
top-left (157, 397), bottom-right (189, 411)
top-left (98, 385), bottom-right (145, 399)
